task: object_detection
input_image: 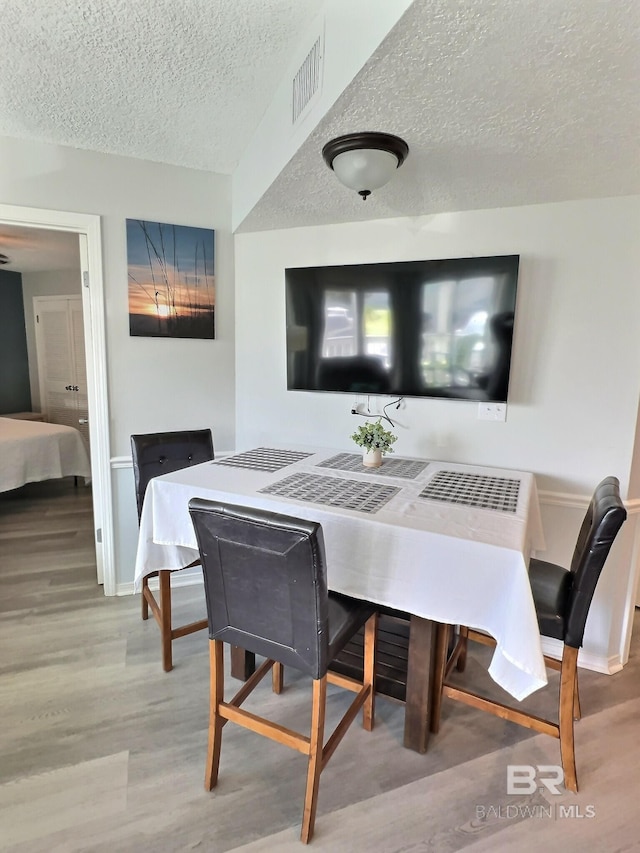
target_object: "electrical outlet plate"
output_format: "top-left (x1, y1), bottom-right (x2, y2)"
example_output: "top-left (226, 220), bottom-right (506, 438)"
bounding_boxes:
top-left (478, 402), bottom-right (507, 422)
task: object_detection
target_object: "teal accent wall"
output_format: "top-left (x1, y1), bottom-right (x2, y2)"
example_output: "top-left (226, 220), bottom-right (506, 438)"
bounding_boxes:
top-left (0, 270), bottom-right (32, 414)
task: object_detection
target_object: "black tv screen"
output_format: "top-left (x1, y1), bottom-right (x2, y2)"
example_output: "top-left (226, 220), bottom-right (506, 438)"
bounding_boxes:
top-left (285, 255), bottom-right (519, 402)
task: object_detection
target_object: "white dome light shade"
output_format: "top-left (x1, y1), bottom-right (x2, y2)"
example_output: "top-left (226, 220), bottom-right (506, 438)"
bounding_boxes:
top-left (322, 132), bottom-right (409, 200)
top-left (332, 148), bottom-right (400, 194)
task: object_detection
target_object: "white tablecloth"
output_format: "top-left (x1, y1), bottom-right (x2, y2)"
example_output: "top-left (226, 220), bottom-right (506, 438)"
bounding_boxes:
top-left (134, 447), bottom-right (547, 701)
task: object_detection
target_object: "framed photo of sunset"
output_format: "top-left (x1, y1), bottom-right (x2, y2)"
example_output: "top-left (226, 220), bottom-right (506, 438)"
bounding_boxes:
top-left (126, 219), bottom-right (215, 339)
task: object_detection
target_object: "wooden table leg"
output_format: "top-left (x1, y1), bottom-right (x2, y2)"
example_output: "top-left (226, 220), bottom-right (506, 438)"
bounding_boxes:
top-left (230, 645), bottom-right (256, 681)
top-left (403, 615), bottom-right (436, 753)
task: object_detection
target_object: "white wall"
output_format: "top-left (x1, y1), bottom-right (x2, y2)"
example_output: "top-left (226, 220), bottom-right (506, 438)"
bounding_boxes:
top-left (0, 136), bottom-right (235, 454)
top-left (235, 197), bottom-right (640, 489)
top-left (0, 135), bottom-right (236, 587)
top-left (234, 195), bottom-right (640, 670)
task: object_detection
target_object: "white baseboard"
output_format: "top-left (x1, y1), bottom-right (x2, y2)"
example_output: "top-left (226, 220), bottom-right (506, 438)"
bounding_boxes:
top-left (540, 636), bottom-right (622, 675)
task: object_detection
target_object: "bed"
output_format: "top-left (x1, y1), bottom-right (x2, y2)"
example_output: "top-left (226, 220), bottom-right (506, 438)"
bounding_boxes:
top-left (0, 417), bottom-right (91, 493)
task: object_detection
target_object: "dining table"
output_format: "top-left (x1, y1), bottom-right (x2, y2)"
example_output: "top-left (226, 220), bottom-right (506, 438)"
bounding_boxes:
top-left (134, 444), bottom-right (547, 753)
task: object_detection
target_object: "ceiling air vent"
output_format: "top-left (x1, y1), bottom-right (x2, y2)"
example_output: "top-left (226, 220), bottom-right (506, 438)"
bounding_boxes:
top-left (292, 33), bottom-right (323, 125)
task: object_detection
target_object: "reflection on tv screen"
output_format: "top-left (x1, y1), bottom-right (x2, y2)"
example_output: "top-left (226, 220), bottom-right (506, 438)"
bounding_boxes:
top-left (285, 255), bottom-right (519, 403)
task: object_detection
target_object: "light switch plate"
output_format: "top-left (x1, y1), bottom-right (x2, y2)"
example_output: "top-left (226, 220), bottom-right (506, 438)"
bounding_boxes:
top-left (478, 402), bottom-right (507, 421)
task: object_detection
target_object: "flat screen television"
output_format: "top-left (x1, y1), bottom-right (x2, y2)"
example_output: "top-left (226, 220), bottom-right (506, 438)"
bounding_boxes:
top-left (285, 255), bottom-right (520, 402)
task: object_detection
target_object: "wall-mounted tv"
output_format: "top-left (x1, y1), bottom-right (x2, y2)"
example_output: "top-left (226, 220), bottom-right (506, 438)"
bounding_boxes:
top-left (285, 255), bottom-right (520, 403)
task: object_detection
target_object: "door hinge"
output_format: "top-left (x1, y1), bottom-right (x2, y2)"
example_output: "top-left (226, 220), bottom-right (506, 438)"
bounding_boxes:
top-left (83, 270), bottom-right (89, 288)
top-left (96, 528), bottom-right (102, 543)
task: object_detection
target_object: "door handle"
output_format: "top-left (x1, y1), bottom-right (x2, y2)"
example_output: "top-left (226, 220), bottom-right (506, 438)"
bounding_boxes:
top-left (79, 418), bottom-right (89, 425)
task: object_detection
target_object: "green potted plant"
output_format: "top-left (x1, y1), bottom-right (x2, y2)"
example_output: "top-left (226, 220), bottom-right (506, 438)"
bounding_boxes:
top-left (351, 418), bottom-right (397, 468)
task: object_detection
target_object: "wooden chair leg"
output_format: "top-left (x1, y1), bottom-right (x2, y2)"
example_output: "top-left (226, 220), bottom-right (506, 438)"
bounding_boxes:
top-left (430, 622), bottom-right (450, 734)
top-left (141, 575), bottom-right (150, 620)
top-left (159, 570), bottom-right (173, 672)
top-left (559, 645), bottom-right (579, 793)
top-left (205, 639), bottom-right (225, 791)
top-left (573, 668), bottom-right (582, 721)
top-left (230, 645), bottom-right (257, 681)
top-left (301, 676), bottom-right (327, 844)
top-left (362, 613), bottom-right (377, 731)
top-left (456, 625), bottom-right (469, 672)
top-left (272, 661), bottom-right (284, 694)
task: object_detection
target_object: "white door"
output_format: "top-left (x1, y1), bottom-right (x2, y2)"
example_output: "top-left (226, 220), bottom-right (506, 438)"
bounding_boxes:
top-left (34, 295), bottom-right (90, 448)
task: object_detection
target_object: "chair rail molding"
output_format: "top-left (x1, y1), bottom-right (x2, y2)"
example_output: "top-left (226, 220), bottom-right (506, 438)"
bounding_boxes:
top-left (539, 490), bottom-right (639, 515)
top-left (110, 450), bottom-right (234, 469)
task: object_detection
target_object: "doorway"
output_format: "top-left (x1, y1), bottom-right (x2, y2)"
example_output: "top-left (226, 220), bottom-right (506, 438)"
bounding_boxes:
top-left (0, 204), bottom-right (114, 594)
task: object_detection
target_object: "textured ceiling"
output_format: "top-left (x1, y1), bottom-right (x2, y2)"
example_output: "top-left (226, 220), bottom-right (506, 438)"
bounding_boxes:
top-left (0, 0), bottom-right (324, 173)
top-left (0, 0), bottom-right (638, 237)
top-left (241, 0), bottom-right (640, 230)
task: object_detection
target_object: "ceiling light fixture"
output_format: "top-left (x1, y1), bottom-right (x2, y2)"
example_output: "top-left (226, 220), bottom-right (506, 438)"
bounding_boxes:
top-left (322, 132), bottom-right (409, 200)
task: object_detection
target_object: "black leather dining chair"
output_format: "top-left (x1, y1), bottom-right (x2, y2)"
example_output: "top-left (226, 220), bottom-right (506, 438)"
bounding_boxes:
top-left (188, 498), bottom-right (378, 844)
top-left (430, 476), bottom-right (626, 793)
top-left (131, 429), bottom-right (214, 672)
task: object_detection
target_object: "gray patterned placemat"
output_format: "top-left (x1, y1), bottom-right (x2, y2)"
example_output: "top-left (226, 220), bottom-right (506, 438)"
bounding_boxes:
top-left (259, 472), bottom-right (400, 513)
top-left (214, 447), bottom-right (312, 473)
top-left (419, 470), bottom-right (520, 512)
top-left (317, 452), bottom-right (428, 480)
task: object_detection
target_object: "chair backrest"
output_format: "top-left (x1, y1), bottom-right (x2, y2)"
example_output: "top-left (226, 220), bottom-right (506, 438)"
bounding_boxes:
top-left (188, 499), bottom-right (331, 679)
top-left (565, 476), bottom-right (627, 647)
top-left (130, 429), bottom-right (214, 521)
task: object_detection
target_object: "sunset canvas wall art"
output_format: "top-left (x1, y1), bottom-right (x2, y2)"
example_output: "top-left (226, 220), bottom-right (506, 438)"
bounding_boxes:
top-left (127, 219), bottom-right (215, 339)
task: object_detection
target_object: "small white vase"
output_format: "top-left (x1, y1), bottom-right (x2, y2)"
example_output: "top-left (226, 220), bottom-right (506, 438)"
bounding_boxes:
top-left (362, 448), bottom-right (382, 468)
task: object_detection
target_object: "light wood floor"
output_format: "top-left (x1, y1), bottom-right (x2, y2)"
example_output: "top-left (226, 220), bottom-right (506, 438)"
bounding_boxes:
top-left (1, 478), bottom-right (639, 852)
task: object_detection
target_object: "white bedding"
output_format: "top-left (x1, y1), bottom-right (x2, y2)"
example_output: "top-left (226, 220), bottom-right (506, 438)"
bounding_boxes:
top-left (0, 417), bottom-right (91, 492)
